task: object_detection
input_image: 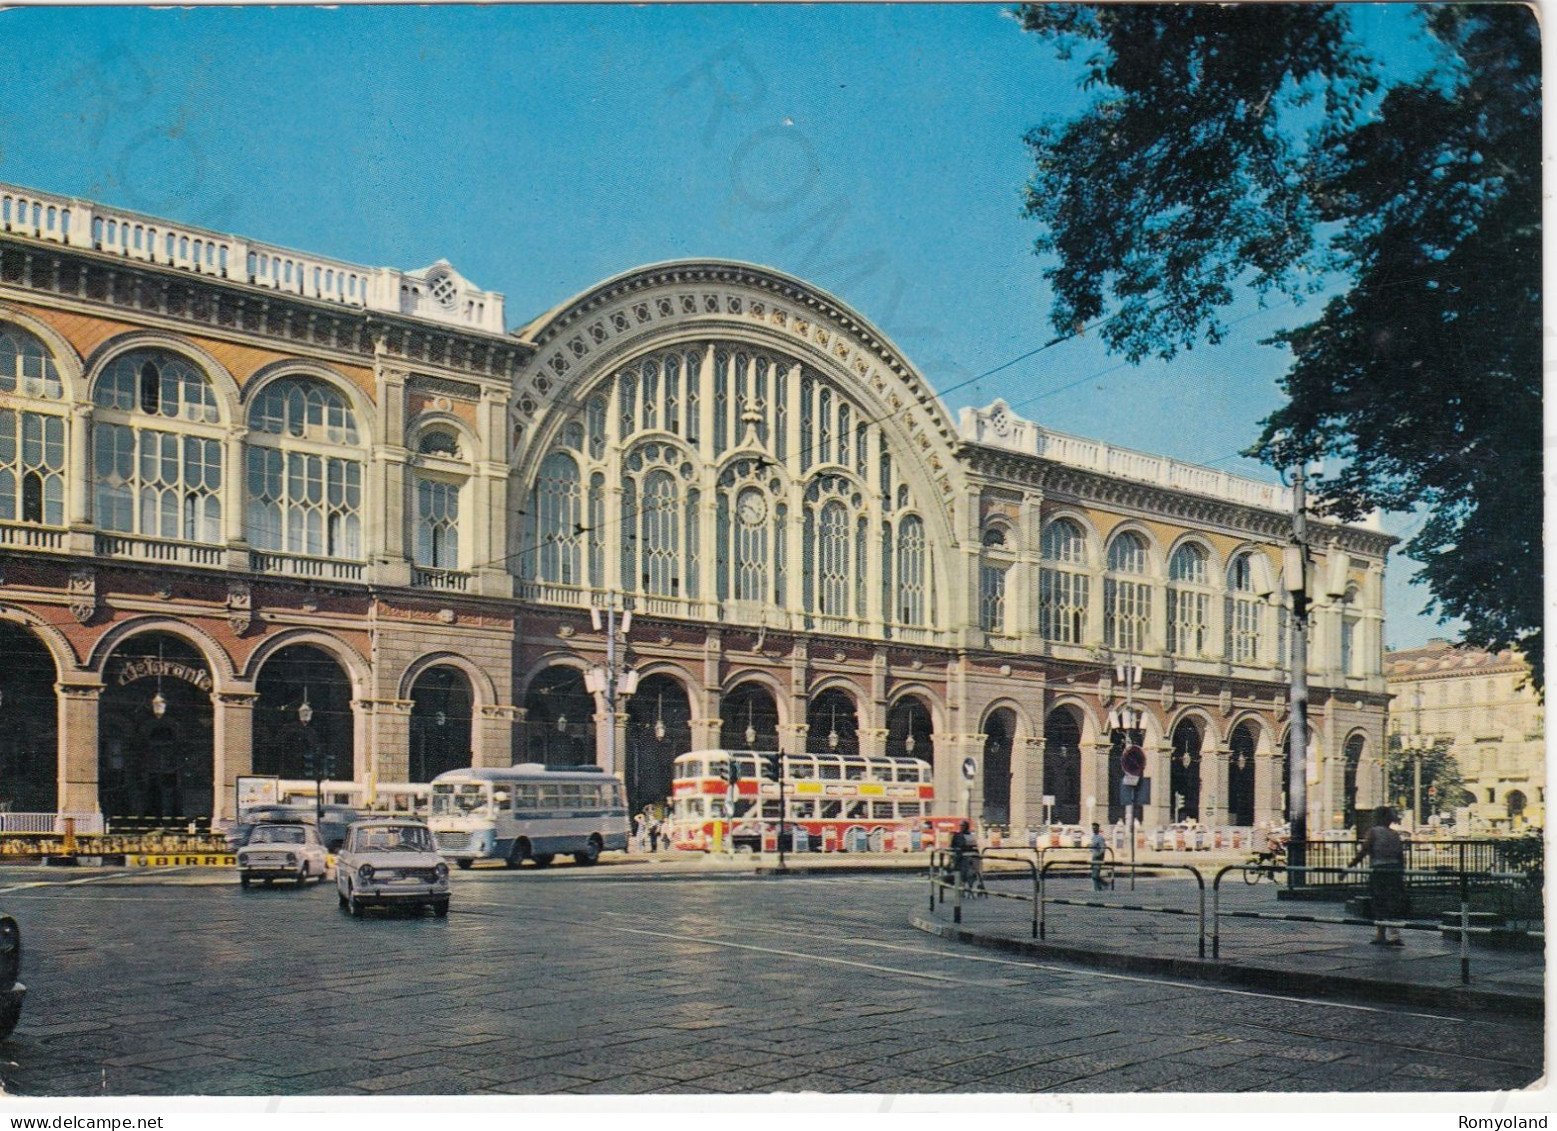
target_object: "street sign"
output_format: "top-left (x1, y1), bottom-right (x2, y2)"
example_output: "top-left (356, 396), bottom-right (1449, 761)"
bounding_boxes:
top-left (1121, 778), bottom-right (1152, 806)
top-left (1121, 744), bottom-right (1146, 778)
top-left (1041, 794), bottom-right (1055, 807)
top-left (960, 756), bottom-right (977, 781)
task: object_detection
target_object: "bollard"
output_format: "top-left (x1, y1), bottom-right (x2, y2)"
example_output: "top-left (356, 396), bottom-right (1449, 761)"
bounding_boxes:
top-left (1459, 871), bottom-right (1471, 985)
top-left (61, 818), bottom-right (76, 856)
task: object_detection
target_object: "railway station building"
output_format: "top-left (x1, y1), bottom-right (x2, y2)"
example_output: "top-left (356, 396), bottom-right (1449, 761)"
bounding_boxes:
top-left (0, 182), bottom-right (1392, 833)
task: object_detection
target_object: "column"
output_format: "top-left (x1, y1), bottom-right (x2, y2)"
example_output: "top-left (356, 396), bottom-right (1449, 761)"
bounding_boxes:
top-left (1083, 740), bottom-right (1110, 828)
top-left (221, 426), bottom-right (249, 570)
top-left (691, 715), bottom-right (722, 751)
top-left (1012, 735), bottom-right (1044, 832)
top-left (66, 404), bottom-right (94, 553)
top-left (858, 727), bottom-right (888, 759)
top-left (368, 698), bottom-right (414, 787)
top-left (55, 681), bottom-right (102, 815)
top-left (1203, 745), bottom-right (1227, 827)
top-left (1145, 741), bottom-right (1173, 827)
top-left (211, 689), bottom-right (259, 824)
top-left (474, 704), bottom-right (520, 769)
top-left (778, 722), bottom-right (808, 758)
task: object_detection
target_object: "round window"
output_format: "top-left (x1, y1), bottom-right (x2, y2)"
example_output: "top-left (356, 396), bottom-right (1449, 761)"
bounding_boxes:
top-left (427, 272), bottom-right (460, 311)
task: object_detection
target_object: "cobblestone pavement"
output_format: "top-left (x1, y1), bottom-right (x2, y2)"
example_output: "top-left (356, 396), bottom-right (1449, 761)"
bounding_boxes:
top-left (0, 866), bottom-right (1542, 1096)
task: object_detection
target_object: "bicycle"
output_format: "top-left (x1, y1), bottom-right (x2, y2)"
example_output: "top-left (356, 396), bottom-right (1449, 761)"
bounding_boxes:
top-left (1243, 843), bottom-right (1288, 885)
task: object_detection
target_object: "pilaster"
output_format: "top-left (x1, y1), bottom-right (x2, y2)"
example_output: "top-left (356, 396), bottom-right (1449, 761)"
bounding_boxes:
top-left (55, 680), bottom-right (102, 814)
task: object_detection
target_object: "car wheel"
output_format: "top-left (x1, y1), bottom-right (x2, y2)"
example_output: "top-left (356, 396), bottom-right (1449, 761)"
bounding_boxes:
top-left (0, 994), bottom-right (21, 1042)
top-left (348, 885), bottom-right (363, 918)
top-left (574, 835), bottom-right (602, 866)
top-left (338, 888), bottom-right (348, 909)
top-left (456, 859), bottom-right (473, 870)
top-left (433, 898), bottom-right (450, 918)
top-left (239, 875), bottom-right (250, 889)
top-left (532, 853), bottom-right (555, 868)
top-left (297, 865), bottom-right (309, 888)
top-left (507, 838), bottom-right (529, 869)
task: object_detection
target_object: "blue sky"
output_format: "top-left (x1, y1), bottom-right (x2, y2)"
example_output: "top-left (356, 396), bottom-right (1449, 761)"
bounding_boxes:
top-left (0, 3), bottom-right (1456, 648)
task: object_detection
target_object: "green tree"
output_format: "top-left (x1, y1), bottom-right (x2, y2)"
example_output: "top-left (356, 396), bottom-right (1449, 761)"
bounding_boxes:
top-left (1018, 4), bottom-right (1541, 691)
top-left (1386, 733), bottom-right (1471, 819)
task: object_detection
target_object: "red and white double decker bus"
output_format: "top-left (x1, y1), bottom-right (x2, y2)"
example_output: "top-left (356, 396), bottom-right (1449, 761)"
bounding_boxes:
top-left (666, 749), bottom-right (964, 853)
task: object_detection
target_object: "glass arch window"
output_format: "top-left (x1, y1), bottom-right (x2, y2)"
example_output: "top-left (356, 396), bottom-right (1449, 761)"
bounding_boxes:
top-left (1226, 551), bottom-right (1265, 663)
top-left (733, 486), bottom-right (768, 601)
top-left (95, 350), bottom-right (219, 423)
top-left (525, 451), bottom-right (582, 586)
top-left (1104, 531), bottom-right (1151, 652)
top-left (415, 478), bottom-right (460, 569)
top-left (896, 515), bottom-right (927, 626)
top-left (1039, 518), bottom-right (1089, 644)
top-left (817, 500), bottom-right (850, 617)
top-left (246, 377), bottom-right (364, 559)
top-left (0, 324), bottom-right (63, 399)
top-left (92, 351), bottom-right (223, 544)
top-left (1167, 542), bottom-right (1211, 657)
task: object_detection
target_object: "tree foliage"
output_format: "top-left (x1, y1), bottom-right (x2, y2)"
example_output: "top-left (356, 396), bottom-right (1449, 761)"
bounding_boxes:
top-left (1018, 4), bottom-right (1541, 691)
top-left (1385, 733), bottom-right (1470, 817)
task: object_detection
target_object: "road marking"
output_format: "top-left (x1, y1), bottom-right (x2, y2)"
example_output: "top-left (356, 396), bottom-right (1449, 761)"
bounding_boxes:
top-left (590, 909), bottom-right (1527, 1029)
top-left (457, 897), bottom-right (1012, 987)
top-left (0, 872), bottom-right (131, 895)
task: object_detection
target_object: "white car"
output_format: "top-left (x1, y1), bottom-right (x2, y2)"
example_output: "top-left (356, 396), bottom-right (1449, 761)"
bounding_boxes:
top-left (237, 822), bottom-right (329, 888)
top-left (336, 819), bottom-right (450, 918)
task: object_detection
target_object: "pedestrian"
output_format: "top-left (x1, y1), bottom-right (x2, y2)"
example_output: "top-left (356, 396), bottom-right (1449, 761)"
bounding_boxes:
top-left (1089, 822), bottom-right (1108, 890)
top-left (633, 812), bottom-right (646, 853)
top-left (648, 814), bottom-right (661, 853)
top-left (950, 819), bottom-right (980, 895)
top-left (1350, 805), bottom-right (1407, 946)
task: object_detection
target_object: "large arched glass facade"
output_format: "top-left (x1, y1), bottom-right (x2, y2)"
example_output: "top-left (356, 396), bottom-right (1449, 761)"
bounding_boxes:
top-left (0, 323), bottom-right (66, 528)
top-left (246, 376), bottom-right (365, 561)
top-left (516, 342), bottom-right (939, 638)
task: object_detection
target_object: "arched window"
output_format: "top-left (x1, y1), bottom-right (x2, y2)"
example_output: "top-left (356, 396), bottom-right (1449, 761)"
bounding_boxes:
top-left (817, 500), bottom-right (850, 617)
top-left (0, 325), bottom-right (66, 526)
top-left (1039, 518), bottom-right (1089, 644)
top-left (0, 324), bottom-right (62, 398)
top-left (93, 350), bottom-right (223, 543)
top-left (733, 486), bottom-right (768, 601)
top-left (896, 515), bottom-right (927, 626)
top-left (640, 469), bottom-right (680, 597)
top-left (527, 451), bottom-right (582, 585)
top-left (246, 377), bottom-right (364, 560)
top-left (1104, 530), bottom-right (1151, 652)
top-left (1226, 551), bottom-right (1265, 663)
top-left (415, 478), bottom-right (460, 569)
top-left (1340, 584), bottom-right (1362, 676)
top-left (418, 429), bottom-right (460, 457)
top-left (1167, 542), bottom-right (1211, 657)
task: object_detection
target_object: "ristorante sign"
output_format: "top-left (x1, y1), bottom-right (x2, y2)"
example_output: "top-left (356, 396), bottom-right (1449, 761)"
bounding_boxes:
top-left (115, 658), bottom-right (213, 692)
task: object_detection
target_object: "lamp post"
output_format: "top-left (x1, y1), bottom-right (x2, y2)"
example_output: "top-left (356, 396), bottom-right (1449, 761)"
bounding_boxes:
top-left (585, 595), bottom-right (639, 780)
top-left (297, 687), bottom-right (322, 827)
top-left (1284, 465), bottom-right (1311, 885)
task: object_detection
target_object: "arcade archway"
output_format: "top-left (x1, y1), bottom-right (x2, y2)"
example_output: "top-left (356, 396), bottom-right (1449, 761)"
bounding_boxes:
top-left (806, 688), bottom-right (859, 757)
top-left (885, 695), bottom-right (934, 765)
top-left (98, 632), bottom-right (215, 823)
top-left (1042, 707), bottom-right (1082, 825)
top-left (408, 666), bottom-right (473, 783)
top-left (1170, 719), bottom-right (1203, 822)
top-left (625, 673), bottom-right (692, 815)
top-left (720, 681), bottom-right (779, 751)
top-left (0, 622), bottom-right (58, 812)
top-left (1227, 722), bottom-right (1258, 827)
top-left (981, 709), bottom-right (1014, 826)
top-left (254, 645), bottom-right (355, 782)
top-left (521, 666), bottom-right (595, 768)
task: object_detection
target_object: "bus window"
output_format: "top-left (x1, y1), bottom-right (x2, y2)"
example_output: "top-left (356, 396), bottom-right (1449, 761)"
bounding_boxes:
top-left (845, 763), bottom-right (866, 781)
top-left (737, 757), bottom-right (757, 780)
top-left (790, 758), bottom-right (815, 780)
top-left (732, 797), bottom-right (756, 818)
top-left (844, 800), bottom-right (867, 818)
top-left (559, 784), bottom-right (582, 808)
top-left (686, 759), bottom-right (705, 779)
top-left (761, 800), bottom-right (782, 819)
top-left (872, 801), bottom-right (895, 819)
top-left (516, 784), bottom-right (539, 808)
top-left (788, 800), bottom-right (813, 819)
top-left (899, 802), bottom-right (921, 817)
top-left (537, 785), bottom-right (560, 808)
top-left (820, 800), bottom-right (842, 819)
top-left (818, 760), bottom-right (842, 781)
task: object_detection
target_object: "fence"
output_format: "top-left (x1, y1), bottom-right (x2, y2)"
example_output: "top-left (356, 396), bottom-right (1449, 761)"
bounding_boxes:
top-left (0, 812), bottom-right (104, 835)
top-left (1290, 838), bottom-right (1541, 895)
top-left (927, 850), bottom-right (1038, 936)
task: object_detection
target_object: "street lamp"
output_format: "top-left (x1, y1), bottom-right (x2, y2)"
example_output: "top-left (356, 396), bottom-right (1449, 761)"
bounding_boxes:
top-left (743, 700), bottom-right (756, 748)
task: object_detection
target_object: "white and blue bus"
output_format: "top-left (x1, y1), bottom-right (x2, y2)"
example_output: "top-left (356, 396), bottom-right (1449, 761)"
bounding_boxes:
top-left (428, 764), bottom-right (630, 869)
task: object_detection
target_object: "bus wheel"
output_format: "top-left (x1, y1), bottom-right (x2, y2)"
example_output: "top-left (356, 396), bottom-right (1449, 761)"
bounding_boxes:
top-left (532, 854), bottom-right (555, 868)
top-left (574, 836), bottom-right (602, 866)
top-left (456, 859), bottom-right (474, 870)
top-left (507, 839), bottom-right (529, 869)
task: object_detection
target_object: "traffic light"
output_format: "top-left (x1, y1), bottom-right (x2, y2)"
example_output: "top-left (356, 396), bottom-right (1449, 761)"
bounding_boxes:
top-left (763, 753), bottom-right (782, 782)
top-left (724, 757), bottom-right (741, 788)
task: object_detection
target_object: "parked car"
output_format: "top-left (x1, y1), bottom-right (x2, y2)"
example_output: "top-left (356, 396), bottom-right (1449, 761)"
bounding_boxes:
top-left (237, 822), bottom-right (330, 888)
top-left (230, 804), bottom-right (361, 852)
top-left (0, 914), bottom-right (23, 1040)
top-left (336, 819), bottom-right (450, 918)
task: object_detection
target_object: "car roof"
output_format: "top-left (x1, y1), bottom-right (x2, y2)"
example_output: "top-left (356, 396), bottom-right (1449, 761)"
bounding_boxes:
top-left (347, 817), bottom-right (427, 828)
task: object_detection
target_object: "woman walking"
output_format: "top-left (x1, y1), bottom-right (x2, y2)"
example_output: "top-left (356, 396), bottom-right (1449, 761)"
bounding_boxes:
top-left (1350, 805), bottom-right (1408, 945)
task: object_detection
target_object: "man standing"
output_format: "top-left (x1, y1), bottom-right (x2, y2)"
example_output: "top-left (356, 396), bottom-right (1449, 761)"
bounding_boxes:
top-left (1089, 822), bottom-right (1108, 891)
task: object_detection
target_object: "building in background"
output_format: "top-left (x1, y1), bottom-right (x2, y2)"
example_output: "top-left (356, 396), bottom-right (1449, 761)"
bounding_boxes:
top-left (0, 181), bottom-right (1391, 833)
top-left (1385, 640), bottom-right (1545, 831)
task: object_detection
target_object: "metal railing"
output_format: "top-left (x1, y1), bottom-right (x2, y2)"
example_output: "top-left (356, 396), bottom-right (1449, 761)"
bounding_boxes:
top-left (927, 849), bottom-right (1038, 937)
top-left (1039, 858), bottom-right (1207, 957)
top-left (1210, 864), bottom-right (1541, 983)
